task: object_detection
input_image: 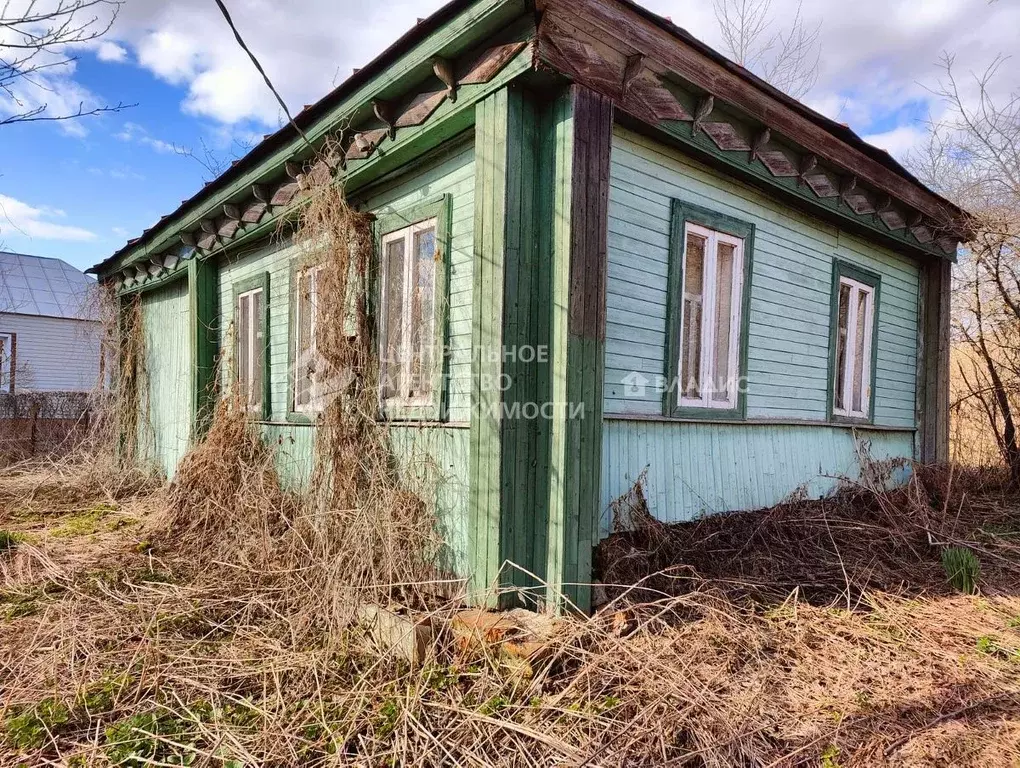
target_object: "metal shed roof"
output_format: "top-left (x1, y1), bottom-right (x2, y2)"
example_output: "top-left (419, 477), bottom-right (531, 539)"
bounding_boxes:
top-left (0, 251), bottom-right (99, 321)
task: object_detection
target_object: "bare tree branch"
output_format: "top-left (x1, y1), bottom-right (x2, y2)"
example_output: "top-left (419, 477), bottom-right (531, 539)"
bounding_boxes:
top-left (919, 53), bottom-right (1020, 478)
top-left (1, 0), bottom-right (132, 126)
top-left (712, 0), bottom-right (820, 99)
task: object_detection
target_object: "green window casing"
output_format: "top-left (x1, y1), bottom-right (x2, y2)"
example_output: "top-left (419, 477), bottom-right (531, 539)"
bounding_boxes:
top-left (232, 272), bottom-right (271, 421)
top-left (827, 259), bottom-right (881, 425)
top-left (663, 200), bottom-right (754, 420)
top-left (373, 194), bottom-right (451, 422)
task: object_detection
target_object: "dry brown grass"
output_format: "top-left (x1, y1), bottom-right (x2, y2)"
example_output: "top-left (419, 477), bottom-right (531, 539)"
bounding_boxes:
top-left (3, 458), bottom-right (1020, 767)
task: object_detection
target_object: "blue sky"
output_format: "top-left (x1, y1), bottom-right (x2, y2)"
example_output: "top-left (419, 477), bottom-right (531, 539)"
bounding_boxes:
top-left (1, 0), bottom-right (1018, 272)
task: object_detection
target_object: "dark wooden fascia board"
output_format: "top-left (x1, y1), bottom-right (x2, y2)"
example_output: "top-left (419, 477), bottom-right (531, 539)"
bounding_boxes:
top-left (92, 0), bottom-right (530, 278)
top-left (535, 0), bottom-right (967, 238)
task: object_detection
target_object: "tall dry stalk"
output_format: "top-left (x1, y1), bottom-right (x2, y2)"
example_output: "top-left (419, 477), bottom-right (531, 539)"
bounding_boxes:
top-left (290, 171), bottom-right (443, 615)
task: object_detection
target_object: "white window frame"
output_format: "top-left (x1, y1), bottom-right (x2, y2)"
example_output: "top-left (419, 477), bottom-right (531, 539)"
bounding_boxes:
top-left (676, 222), bottom-right (745, 410)
top-left (0, 333), bottom-right (13, 394)
top-left (832, 275), bottom-right (876, 420)
top-left (293, 264), bottom-right (323, 414)
top-left (236, 286), bottom-right (265, 413)
top-left (379, 218), bottom-right (438, 410)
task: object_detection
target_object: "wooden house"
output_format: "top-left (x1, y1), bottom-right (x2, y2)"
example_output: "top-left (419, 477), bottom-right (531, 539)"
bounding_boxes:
top-left (90, 0), bottom-right (967, 610)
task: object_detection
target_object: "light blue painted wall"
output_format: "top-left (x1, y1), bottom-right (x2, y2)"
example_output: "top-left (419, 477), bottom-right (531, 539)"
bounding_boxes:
top-left (600, 420), bottom-right (913, 530)
top-left (605, 127), bottom-right (920, 427)
top-left (601, 127), bottom-right (923, 526)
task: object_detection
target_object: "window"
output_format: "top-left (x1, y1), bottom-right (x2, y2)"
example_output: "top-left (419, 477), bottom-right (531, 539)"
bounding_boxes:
top-left (665, 202), bottom-right (753, 417)
top-left (379, 219), bottom-right (438, 409)
top-left (830, 263), bottom-right (879, 421)
top-left (293, 264), bottom-right (323, 413)
top-left (0, 333), bottom-right (14, 394)
top-left (234, 275), bottom-right (268, 415)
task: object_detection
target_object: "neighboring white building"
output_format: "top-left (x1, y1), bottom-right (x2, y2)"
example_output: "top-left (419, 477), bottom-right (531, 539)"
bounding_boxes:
top-left (0, 251), bottom-right (102, 394)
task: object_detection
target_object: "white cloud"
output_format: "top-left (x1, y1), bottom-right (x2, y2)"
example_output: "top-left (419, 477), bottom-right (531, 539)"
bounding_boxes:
top-left (107, 0), bottom-right (451, 126)
top-left (96, 41), bottom-right (129, 63)
top-left (862, 125), bottom-right (929, 162)
top-left (0, 194), bottom-right (96, 242)
top-left (114, 121), bottom-right (177, 153)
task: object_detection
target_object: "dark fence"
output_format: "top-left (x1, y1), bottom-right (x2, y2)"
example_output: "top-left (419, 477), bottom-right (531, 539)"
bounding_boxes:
top-left (0, 391), bottom-right (96, 465)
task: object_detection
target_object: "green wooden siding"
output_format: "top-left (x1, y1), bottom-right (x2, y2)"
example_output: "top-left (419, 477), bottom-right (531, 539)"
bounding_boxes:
top-left (606, 127), bottom-right (920, 427)
top-left (601, 126), bottom-right (922, 526)
top-left (601, 420), bottom-right (914, 528)
top-left (138, 278), bottom-right (192, 478)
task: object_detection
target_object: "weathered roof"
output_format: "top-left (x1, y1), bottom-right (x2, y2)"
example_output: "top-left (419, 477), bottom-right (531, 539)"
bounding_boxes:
top-left (0, 251), bottom-right (99, 321)
top-left (92, 0), bottom-right (968, 278)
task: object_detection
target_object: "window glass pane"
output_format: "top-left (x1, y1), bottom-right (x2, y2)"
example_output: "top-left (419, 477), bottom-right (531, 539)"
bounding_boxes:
top-left (237, 293), bottom-right (251, 401)
top-left (834, 283), bottom-right (851, 412)
top-left (251, 289), bottom-right (264, 411)
top-left (410, 226), bottom-right (436, 399)
top-left (851, 288), bottom-right (869, 413)
top-left (712, 242), bottom-right (736, 402)
top-left (295, 271), bottom-right (313, 408)
top-left (382, 238), bottom-right (406, 400)
top-left (0, 335), bottom-right (10, 393)
top-left (682, 233), bottom-right (705, 399)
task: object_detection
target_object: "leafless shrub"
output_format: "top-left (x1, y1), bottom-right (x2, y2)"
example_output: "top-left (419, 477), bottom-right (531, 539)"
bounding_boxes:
top-left (912, 55), bottom-right (1020, 481)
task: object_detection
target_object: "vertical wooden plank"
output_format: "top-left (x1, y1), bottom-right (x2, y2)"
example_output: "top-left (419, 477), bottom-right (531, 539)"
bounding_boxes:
top-left (541, 84), bottom-right (613, 613)
top-left (468, 86), bottom-right (545, 605)
top-left (916, 257), bottom-right (950, 463)
top-left (189, 258), bottom-right (219, 437)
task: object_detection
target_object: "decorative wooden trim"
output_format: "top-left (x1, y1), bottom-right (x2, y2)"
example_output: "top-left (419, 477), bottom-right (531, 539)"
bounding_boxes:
top-left (691, 94), bottom-right (713, 135)
top-left (749, 128), bottom-right (770, 164)
top-left (797, 154), bottom-right (818, 186)
top-left (372, 99), bottom-right (397, 138)
top-left (395, 90), bottom-right (447, 128)
top-left (433, 57), bottom-right (457, 102)
top-left (459, 40), bottom-right (528, 85)
top-left (621, 53), bottom-right (645, 97)
top-left (533, 3), bottom-right (964, 261)
top-left (539, 0), bottom-right (964, 233)
top-left (104, 28), bottom-right (536, 293)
